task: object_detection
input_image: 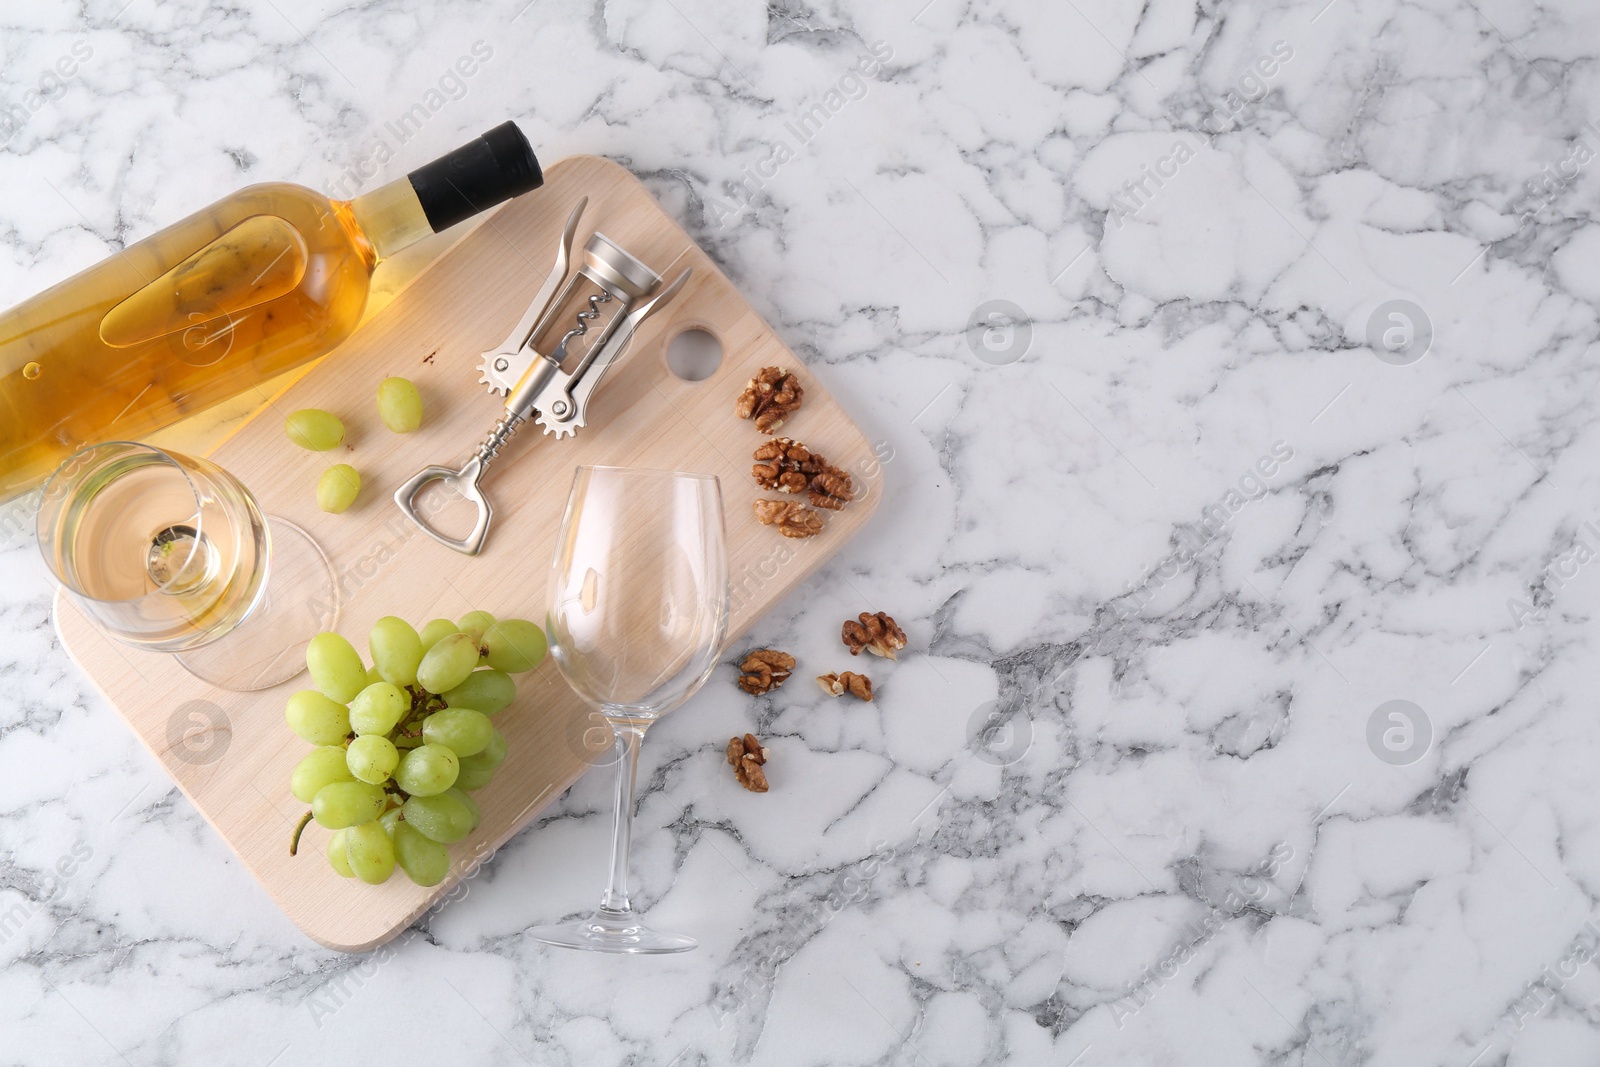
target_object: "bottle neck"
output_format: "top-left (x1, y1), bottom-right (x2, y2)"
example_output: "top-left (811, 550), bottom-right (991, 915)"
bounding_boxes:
top-left (339, 177), bottom-right (434, 266)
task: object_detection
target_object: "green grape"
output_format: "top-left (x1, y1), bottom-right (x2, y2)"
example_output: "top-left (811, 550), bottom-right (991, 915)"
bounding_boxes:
top-left (442, 669), bottom-right (516, 715)
top-left (307, 632), bottom-right (367, 703)
top-left (443, 787), bottom-right (481, 832)
top-left (402, 793), bottom-right (474, 843)
top-left (366, 665), bottom-right (383, 685)
top-left (379, 807), bottom-right (402, 835)
top-left (422, 707), bottom-right (493, 757)
top-left (327, 829), bottom-right (355, 878)
top-left (417, 632), bottom-right (479, 694)
top-left (370, 616), bottom-right (423, 687)
top-left (291, 746), bottom-right (354, 803)
top-left (419, 618), bottom-right (458, 653)
top-left (393, 821), bottom-right (450, 886)
top-left (312, 780), bottom-right (386, 829)
top-left (344, 821), bottom-right (396, 884)
top-left (285, 690), bottom-right (351, 745)
top-left (376, 376), bottom-right (424, 434)
top-left (394, 743), bottom-right (459, 796)
top-left (317, 464), bottom-right (361, 514)
top-left (349, 682), bottom-right (408, 735)
top-left (483, 619), bottom-right (547, 673)
top-left (456, 610), bottom-right (497, 646)
top-left (454, 728), bottom-right (505, 790)
top-left (477, 728), bottom-right (508, 769)
top-left (285, 408), bottom-right (345, 451)
top-left (453, 758), bottom-right (496, 791)
top-left (346, 734), bottom-right (400, 785)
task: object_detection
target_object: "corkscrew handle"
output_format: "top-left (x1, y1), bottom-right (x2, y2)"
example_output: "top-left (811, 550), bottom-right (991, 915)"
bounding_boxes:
top-left (392, 453), bottom-right (495, 556)
top-left (395, 353), bottom-right (559, 555)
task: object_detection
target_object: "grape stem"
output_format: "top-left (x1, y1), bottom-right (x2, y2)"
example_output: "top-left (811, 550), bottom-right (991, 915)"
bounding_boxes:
top-left (289, 810), bottom-right (313, 855)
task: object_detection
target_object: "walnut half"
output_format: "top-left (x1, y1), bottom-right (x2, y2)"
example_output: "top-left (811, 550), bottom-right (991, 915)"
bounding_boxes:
top-left (737, 649), bottom-right (795, 695)
top-left (842, 612), bottom-right (907, 659)
top-left (753, 498), bottom-right (825, 538)
top-left (753, 438), bottom-right (822, 493)
top-left (808, 470), bottom-right (855, 511)
top-left (735, 366), bottom-right (803, 434)
top-left (752, 437), bottom-right (855, 511)
top-left (727, 732), bottom-right (769, 792)
top-left (817, 671), bottom-right (873, 701)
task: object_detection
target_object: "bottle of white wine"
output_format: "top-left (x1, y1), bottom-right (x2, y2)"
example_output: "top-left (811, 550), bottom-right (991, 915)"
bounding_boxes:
top-left (0, 121), bottom-right (543, 501)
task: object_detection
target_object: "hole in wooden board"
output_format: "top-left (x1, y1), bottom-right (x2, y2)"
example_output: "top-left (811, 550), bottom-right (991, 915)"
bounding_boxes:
top-left (665, 328), bottom-right (723, 382)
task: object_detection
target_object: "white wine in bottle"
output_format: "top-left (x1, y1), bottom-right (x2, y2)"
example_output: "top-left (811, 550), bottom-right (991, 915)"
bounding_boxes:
top-left (0, 122), bottom-right (543, 501)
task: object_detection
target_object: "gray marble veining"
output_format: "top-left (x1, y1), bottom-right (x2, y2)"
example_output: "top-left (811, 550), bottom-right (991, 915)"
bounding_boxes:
top-left (3, 0), bottom-right (1600, 1063)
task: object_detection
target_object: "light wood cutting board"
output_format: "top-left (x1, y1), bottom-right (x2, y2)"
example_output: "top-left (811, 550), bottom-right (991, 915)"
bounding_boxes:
top-left (53, 155), bottom-right (881, 951)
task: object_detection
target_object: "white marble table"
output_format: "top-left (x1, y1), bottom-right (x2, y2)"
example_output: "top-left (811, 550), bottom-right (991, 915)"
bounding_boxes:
top-left (3, 0), bottom-right (1598, 1063)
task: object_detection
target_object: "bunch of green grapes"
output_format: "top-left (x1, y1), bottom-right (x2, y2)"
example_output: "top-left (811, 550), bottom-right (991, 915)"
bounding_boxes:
top-left (285, 611), bottom-right (546, 887)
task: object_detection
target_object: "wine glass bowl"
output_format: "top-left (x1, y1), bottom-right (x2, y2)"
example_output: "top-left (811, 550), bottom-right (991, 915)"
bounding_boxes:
top-left (37, 441), bottom-right (339, 691)
top-left (548, 481), bottom-right (726, 718)
top-left (530, 466), bottom-right (729, 954)
top-left (37, 442), bottom-right (267, 650)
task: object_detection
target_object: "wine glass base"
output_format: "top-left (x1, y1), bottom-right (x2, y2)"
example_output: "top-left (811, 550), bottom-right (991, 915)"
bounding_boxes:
top-left (527, 910), bottom-right (697, 954)
top-left (176, 517), bottom-right (339, 691)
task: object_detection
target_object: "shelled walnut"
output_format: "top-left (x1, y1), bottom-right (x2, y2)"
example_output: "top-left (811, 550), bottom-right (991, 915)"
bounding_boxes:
top-left (808, 469), bottom-right (854, 511)
top-left (753, 498), bottom-right (825, 538)
top-left (842, 611), bottom-right (907, 659)
top-left (817, 671), bottom-right (873, 701)
top-left (752, 438), bottom-right (855, 511)
top-left (737, 649), bottom-right (795, 695)
top-left (752, 438), bottom-right (821, 492)
top-left (735, 366), bottom-right (803, 433)
top-left (727, 732), bottom-right (769, 792)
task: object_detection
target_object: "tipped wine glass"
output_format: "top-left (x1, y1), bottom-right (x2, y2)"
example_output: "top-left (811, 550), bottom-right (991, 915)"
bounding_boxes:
top-left (36, 441), bottom-right (338, 691)
top-left (528, 465), bottom-right (729, 954)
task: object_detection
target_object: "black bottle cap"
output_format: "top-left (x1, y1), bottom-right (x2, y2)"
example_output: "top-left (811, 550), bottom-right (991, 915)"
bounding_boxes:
top-left (406, 121), bottom-right (543, 232)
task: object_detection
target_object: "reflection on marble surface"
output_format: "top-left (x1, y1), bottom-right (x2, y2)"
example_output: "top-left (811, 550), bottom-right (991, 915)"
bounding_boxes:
top-left (5, 0), bottom-right (1600, 1063)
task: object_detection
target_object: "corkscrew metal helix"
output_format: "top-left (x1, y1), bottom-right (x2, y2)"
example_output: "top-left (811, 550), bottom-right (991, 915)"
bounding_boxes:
top-left (394, 197), bottom-right (691, 555)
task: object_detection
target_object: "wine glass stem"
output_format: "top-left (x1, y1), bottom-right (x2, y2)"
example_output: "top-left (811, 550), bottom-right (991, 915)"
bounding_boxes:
top-left (598, 716), bottom-right (648, 917)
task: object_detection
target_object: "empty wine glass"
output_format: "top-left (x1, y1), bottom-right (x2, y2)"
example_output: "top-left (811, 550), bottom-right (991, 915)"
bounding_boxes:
top-left (36, 441), bottom-right (338, 690)
top-left (528, 465), bottom-right (729, 954)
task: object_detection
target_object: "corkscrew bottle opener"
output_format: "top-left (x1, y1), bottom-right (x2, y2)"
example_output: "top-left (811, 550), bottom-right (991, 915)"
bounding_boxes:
top-left (395, 198), bottom-right (691, 555)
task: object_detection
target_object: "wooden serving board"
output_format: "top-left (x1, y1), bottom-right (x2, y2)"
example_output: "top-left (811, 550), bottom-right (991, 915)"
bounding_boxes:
top-left (54, 156), bottom-right (881, 951)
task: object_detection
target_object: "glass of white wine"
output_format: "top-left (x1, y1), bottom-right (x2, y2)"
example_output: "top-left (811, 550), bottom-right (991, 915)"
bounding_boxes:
top-left (528, 465), bottom-right (729, 954)
top-left (36, 441), bottom-right (337, 690)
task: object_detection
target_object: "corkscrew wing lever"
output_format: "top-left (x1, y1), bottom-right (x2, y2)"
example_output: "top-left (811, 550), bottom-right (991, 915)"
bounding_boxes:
top-left (475, 198), bottom-right (586, 396)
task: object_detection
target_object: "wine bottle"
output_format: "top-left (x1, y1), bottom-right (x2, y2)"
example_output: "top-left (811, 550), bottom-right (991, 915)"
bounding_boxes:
top-left (0, 121), bottom-right (543, 501)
